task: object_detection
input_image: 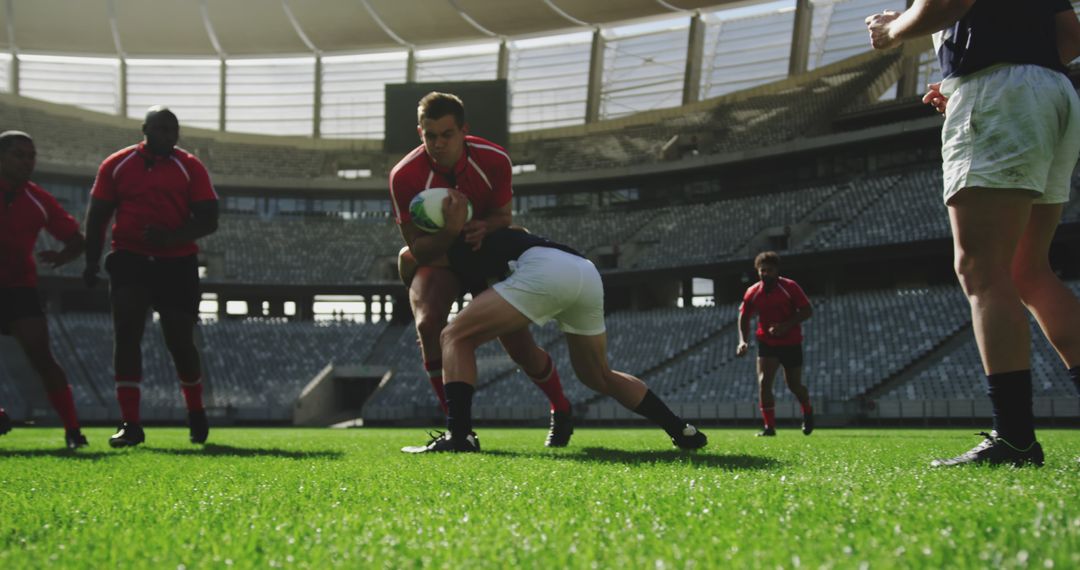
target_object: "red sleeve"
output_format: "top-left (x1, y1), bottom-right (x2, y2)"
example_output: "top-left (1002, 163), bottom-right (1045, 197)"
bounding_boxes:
top-left (739, 285), bottom-right (756, 315)
top-left (38, 189), bottom-right (80, 241)
top-left (389, 170), bottom-right (414, 225)
top-left (787, 280), bottom-right (811, 309)
top-left (90, 157), bottom-right (117, 201)
top-left (186, 157), bottom-right (218, 202)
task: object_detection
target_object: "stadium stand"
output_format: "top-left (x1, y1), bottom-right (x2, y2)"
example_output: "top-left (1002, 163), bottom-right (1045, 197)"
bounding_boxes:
top-left (881, 281), bottom-right (1080, 401)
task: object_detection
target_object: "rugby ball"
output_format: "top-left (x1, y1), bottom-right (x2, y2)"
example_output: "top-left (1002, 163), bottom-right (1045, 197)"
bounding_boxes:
top-left (409, 188), bottom-right (473, 233)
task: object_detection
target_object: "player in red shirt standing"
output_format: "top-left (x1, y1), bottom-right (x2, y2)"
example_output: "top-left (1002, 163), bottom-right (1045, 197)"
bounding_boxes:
top-left (0, 131), bottom-right (88, 449)
top-left (736, 251), bottom-right (815, 436)
top-left (83, 107), bottom-right (219, 448)
top-left (390, 92), bottom-right (573, 447)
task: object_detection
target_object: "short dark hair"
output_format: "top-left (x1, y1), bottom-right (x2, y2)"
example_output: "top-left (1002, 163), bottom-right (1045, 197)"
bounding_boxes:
top-left (0, 130), bottom-right (33, 153)
top-left (417, 92), bottom-right (465, 128)
top-left (754, 251), bottom-right (780, 269)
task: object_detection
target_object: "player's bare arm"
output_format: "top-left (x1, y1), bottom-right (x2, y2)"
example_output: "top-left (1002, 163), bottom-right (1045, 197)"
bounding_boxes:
top-left (865, 0), bottom-right (973, 50)
top-left (463, 201), bottom-right (511, 250)
top-left (736, 308), bottom-right (751, 357)
top-left (82, 197), bottom-right (116, 288)
top-left (1056, 8), bottom-right (1080, 65)
top-left (144, 200), bottom-right (219, 249)
top-left (37, 231), bottom-right (85, 268)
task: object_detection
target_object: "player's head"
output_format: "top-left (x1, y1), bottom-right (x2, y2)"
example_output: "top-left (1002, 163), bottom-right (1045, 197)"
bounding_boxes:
top-left (754, 251), bottom-right (781, 284)
top-left (417, 92), bottom-right (467, 169)
top-left (142, 106), bottom-right (180, 156)
top-left (0, 130), bottom-right (36, 186)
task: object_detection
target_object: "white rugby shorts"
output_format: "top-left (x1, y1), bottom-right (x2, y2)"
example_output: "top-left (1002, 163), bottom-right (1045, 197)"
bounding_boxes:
top-left (492, 247), bottom-right (606, 336)
top-left (940, 63), bottom-right (1080, 205)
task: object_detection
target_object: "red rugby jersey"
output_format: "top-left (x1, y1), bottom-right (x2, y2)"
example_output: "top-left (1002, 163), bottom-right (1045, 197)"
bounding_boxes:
top-left (0, 180), bottom-right (80, 287)
top-left (389, 135), bottom-right (513, 226)
top-left (740, 277), bottom-right (811, 346)
top-left (90, 143), bottom-right (217, 257)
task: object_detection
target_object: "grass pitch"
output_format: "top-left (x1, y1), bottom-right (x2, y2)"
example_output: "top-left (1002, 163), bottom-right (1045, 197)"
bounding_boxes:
top-left (1, 427), bottom-right (1077, 569)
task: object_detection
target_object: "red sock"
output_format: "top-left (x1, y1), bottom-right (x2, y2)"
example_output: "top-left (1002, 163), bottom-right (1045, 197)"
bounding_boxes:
top-left (424, 360), bottom-right (448, 414)
top-left (800, 401), bottom-right (813, 416)
top-left (761, 406), bottom-right (776, 430)
top-left (179, 377), bottom-right (205, 412)
top-left (116, 376), bottom-right (141, 424)
top-left (46, 385), bottom-right (80, 430)
top-left (530, 355), bottom-right (571, 413)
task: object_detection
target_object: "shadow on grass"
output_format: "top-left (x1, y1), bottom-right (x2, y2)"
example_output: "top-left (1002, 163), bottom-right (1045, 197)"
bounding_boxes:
top-left (146, 443), bottom-right (343, 460)
top-left (0, 448), bottom-right (113, 460)
top-left (484, 447), bottom-right (780, 470)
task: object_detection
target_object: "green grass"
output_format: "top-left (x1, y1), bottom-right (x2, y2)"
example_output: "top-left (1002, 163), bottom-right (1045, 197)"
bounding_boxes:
top-left (1, 427), bottom-right (1077, 569)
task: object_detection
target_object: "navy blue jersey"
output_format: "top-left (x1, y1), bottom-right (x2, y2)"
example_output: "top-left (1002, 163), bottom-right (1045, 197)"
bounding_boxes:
top-left (446, 228), bottom-right (584, 295)
top-left (936, 0), bottom-right (1072, 80)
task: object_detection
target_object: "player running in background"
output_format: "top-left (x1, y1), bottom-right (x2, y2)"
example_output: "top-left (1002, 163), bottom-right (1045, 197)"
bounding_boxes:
top-left (390, 92), bottom-right (574, 447)
top-left (403, 199), bottom-right (707, 453)
top-left (736, 252), bottom-right (814, 437)
top-left (867, 0), bottom-right (1080, 467)
top-left (83, 107), bottom-right (219, 448)
top-left (0, 131), bottom-right (88, 449)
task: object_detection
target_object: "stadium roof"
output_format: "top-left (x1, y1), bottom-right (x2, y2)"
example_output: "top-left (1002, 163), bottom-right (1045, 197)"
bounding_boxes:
top-left (0, 0), bottom-right (742, 57)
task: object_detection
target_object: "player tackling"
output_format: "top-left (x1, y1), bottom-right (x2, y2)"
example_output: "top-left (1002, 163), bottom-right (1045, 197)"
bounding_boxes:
top-left (403, 192), bottom-right (707, 453)
top-left (390, 92), bottom-right (574, 447)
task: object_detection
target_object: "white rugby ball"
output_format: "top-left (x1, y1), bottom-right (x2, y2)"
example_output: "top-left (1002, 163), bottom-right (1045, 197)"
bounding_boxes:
top-left (409, 188), bottom-right (473, 233)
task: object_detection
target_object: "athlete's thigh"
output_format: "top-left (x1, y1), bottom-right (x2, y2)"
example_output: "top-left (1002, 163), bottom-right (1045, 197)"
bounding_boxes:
top-left (409, 266), bottom-right (458, 322)
top-left (947, 189), bottom-right (1033, 266)
top-left (157, 309), bottom-right (197, 347)
top-left (1012, 204), bottom-right (1065, 274)
top-left (497, 326), bottom-right (540, 360)
top-left (782, 365), bottom-right (803, 386)
top-left (564, 332), bottom-right (609, 386)
top-left (444, 288), bottom-right (532, 347)
top-left (110, 285), bottom-right (152, 339)
top-left (6, 316), bottom-right (52, 359)
top-left (757, 357), bottom-right (780, 382)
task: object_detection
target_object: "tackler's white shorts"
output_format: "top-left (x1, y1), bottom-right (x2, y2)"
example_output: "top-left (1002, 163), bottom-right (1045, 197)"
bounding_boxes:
top-left (940, 63), bottom-right (1080, 205)
top-left (492, 247), bottom-right (606, 336)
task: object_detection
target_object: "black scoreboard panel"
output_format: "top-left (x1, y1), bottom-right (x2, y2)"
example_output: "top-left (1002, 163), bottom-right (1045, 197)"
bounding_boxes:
top-left (384, 80), bottom-right (509, 154)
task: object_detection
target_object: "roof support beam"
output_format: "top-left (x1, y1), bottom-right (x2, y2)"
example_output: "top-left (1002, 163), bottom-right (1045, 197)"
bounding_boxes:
top-left (281, 0), bottom-right (322, 138)
top-left (497, 38), bottom-right (509, 80)
top-left (544, 0), bottom-right (591, 27)
top-left (585, 28), bottom-right (604, 123)
top-left (199, 0), bottom-right (227, 131)
top-left (313, 55), bottom-right (323, 138)
top-left (107, 0), bottom-right (127, 117)
top-left (682, 11), bottom-right (704, 105)
top-left (788, 0), bottom-right (812, 76)
top-left (6, 0), bottom-right (17, 95)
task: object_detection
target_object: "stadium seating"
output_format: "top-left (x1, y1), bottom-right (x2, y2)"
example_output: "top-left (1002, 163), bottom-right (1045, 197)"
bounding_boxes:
top-left (880, 281), bottom-right (1080, 401)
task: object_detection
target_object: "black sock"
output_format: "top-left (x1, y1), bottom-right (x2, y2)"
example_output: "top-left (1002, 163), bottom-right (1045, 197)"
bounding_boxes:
top-left (985, 370), bottom-right (1035, 447)
top-left (444, 382), bottom-right (475, 439)
top-left (632, 390), bottom-right (685, 436)
top-left (1069, 366), bottom-right (1080, 396)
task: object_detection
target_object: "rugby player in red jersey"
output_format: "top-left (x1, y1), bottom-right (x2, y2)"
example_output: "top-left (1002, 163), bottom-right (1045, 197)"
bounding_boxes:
top-left (83, 107), bottom-right (219, 447)
top-left (390, 92), bottom-right (573, 447)
top-left (0, 131), bottom-right (88, 449)
top-left (736, 251), bottom-right (814, 437)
